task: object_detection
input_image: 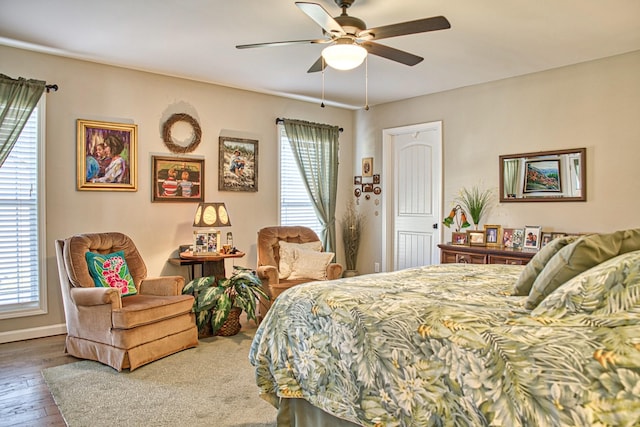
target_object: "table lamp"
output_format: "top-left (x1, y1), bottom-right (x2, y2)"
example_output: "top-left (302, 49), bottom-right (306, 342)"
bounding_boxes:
top-left (192, 202), bottom-right (231, 255)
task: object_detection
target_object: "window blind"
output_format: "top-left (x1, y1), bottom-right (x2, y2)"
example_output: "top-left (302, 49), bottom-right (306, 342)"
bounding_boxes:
top-left (279, 126), bottom-right (322, 236)
top-left (0, 102), bottom-right (43, 316)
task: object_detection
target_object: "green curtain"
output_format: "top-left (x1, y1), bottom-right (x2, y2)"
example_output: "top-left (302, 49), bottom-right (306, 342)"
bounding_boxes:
top-left (0, 74), bottom-right (46, 168)
top-left (283, 119), bottom-right (340, 253)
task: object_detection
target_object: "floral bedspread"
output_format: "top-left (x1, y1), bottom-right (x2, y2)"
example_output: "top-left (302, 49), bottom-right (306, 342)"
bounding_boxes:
top-left (249, 263), bottom-right (640, 427)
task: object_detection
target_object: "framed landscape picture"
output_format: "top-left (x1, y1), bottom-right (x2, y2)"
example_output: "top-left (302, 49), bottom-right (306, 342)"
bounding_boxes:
top-left (151, 155), bottom-right (204, 202)
top-left (219, 137), bottom-right (258, 192)
top-left (523, 158), bottom-right (561, 193)
top-left (77, 119), bottom-right (137, 191)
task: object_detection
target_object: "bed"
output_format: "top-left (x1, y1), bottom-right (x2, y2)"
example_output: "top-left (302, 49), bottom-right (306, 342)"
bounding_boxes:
top-left (249, 232), bottom-right (640, 427)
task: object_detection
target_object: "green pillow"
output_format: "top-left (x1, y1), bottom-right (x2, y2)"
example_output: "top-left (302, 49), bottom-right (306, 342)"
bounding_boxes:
top-left (85, 250), bottom-right (137, 296)
top-left (532, 250), bottom-right (640, 318)
top-left (512, 235), bottom-right (579, 296)
top-left (525, 228), bottom-right (640, 309)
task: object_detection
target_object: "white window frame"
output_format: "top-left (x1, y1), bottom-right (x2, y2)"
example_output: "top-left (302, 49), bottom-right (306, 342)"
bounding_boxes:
top-left (278, 125), bottom-right (322, 236)
top-left (0, 97), bottom-right (47, 319)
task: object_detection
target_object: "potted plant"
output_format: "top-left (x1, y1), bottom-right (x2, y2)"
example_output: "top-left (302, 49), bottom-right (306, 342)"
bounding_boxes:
top-left (341, 201), bottom-right (364, 277)
top-left (182, 266), bottom-right (269, 337)
top-left (455, 185), bottom-right (493, 230)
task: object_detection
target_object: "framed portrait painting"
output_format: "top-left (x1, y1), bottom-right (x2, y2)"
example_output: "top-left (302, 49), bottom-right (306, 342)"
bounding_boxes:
top-left (151, 155), bottom-right (204, 202)
top-left (219, 137), bottom-right (258, 192)
top-left (77, 119), bottom-right (137, 191)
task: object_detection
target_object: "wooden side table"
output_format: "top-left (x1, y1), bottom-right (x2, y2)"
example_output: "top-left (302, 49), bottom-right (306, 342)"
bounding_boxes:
top-left (168, 251), bottom-right (245, 280)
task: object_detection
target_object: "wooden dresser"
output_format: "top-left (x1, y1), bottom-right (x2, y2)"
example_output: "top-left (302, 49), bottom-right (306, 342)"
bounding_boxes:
top-left (438, 243), bottom-right (536, 265)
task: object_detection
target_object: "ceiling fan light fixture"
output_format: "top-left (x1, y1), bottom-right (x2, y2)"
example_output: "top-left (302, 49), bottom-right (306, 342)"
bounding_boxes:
top-left (322, 42), bottom-right (367, 70)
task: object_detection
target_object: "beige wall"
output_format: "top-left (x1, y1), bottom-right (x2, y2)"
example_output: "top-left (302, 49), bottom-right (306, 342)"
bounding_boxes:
top-left (0, 45), bottom-right (355, 337)
top-left (2, 44), bottom-right (639, 338)
top-left (355, 50), bottom-right (640, 273)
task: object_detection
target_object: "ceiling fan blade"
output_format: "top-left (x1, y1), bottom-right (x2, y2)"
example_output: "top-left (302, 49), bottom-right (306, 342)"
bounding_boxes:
top-left (307, 56), bottom-right (327, 73)
top-left (296, 2), bottom-right (345, 37)
top-left (236, 39), bottom-right (330, 49)
top-left (361, 41), bottom-right (424, 66)
top-left (362, 16), bottom-right (450, 41)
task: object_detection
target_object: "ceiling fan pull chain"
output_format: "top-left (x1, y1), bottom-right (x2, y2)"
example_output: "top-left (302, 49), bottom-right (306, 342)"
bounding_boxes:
top-left (321, 57), bottom-right (326, 108)
top-left (364, 55), bottom-right (369, 111)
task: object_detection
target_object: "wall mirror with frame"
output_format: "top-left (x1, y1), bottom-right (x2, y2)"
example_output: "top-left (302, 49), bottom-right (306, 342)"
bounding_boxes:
top-left (499, 148), bottom-right (586, 202)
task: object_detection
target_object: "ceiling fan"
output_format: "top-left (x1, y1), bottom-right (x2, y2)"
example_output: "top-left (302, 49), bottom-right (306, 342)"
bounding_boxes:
top-left (236, 0), bottom-right (451, 73)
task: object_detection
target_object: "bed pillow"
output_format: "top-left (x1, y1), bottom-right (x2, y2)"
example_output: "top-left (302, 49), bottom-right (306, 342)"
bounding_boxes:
top-left (278, 240), bottom-right (323, 279)
top-left (289, 248), bottom-right (335, 280)
top-left (525, 228), bottom-right (640, 309)
top-left (532, 250), bottom-right (640, 318)
top-left (85, 250), bottom-right (137, 296)
top-left (512, 235), bottom-right (579, 296)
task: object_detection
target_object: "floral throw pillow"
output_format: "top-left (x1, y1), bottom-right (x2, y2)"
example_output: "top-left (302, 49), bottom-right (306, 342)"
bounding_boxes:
top-left (85, 250), bottom-right (137, 296)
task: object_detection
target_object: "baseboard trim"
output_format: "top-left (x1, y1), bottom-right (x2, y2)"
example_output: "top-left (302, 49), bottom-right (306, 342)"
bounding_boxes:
top-left (0, 323), bottom-right (67, 344)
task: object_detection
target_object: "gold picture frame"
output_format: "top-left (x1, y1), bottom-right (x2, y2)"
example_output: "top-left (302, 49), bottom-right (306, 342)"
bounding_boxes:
top-left (362, 157), bottom-right (373, 177)
top-left (484, 224), bottom-right (502, 247)
top-left (77, 119), bottom-right (137, 191)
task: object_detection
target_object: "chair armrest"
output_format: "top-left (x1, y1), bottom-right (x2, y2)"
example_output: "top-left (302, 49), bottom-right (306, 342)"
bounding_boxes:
top-left (257, 265), bottom-right (279, 285)
top-left (326, 263), bottom-right (343, 280)
top-left (70, 287), bottom-right (121, 309)
top-left (139, 276), bottom-right (185, 296)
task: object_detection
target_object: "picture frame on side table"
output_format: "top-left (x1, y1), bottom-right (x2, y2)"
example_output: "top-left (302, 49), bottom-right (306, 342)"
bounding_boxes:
top-left (452, 232), bottom-right (468, 245)
top-left (541, 232), bottom-right (553, 248)
top-left (512, 229), bottom-right (525, 249)
top-left (77, 119), bottom-right (137, 191)
top-left (484, 225), bottom-right (502, 247)
top-left (219, 136), bottom-right (258, 192)
top-left (193, 230), bottom-right (221, 255)
top-left (467, 229), bottom-right (486, 247)
top-left (151, 155), bottom-right (204, 202)
top-left (502, 228), bottom-right (516, 248)
top-left (524, 225), bottom-right (542, 250)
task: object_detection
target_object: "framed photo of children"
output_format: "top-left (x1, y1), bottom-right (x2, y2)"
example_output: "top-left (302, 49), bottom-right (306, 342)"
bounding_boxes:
top-left (219, 137), bottom-right (258, 192)
top-left (77, 119), bottom-right (137, 191)
top-left (151, 155), bottom-right (204, 202)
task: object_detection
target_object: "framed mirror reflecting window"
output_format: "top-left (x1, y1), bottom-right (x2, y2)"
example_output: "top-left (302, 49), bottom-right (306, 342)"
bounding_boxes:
top-left (499, 148), bottom-right (586, 202)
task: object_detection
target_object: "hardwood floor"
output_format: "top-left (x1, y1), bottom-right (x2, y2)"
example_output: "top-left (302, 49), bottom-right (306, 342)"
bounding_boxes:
top-left (0, 334), bottom-right (76, 426)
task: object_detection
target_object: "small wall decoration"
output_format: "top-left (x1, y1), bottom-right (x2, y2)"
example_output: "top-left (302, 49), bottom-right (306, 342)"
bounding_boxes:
top-left (151, 155), bottom-right (204, 202)
top-left (162, 113), bottom-right (202, 154)
top-left (524, 225), bottom-right (542, 250)
top-left (219, 137), bottom-right (258, 192)
top-left (354, 176), bottom-right (362, 185)
top-left (362, 157), bottom-right (373, 177)
top-left (373, 174), bottom-right (380, 184)
top-left (77, 119), bottom-right (137, 191)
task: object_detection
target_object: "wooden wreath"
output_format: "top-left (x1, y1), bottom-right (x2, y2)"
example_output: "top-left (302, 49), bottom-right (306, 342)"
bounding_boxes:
top-left (162, 113), bottom-right (202, 153)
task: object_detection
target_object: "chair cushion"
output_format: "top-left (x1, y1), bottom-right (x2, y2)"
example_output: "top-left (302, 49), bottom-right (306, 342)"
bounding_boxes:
top-left (278, 240), bottom-right (323, 279)
top-left (289, 249), bottom-right (335, 280)
top-left (112, 294), bottom-right (195, 329)
top-left (86, 250), bottom-right (137, 296)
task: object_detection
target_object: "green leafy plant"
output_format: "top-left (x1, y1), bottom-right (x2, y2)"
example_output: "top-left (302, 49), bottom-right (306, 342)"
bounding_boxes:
top-left (456, 186), bottom-right (493, 229)
top-left (182, 266), bottom-right (268, 335)
top-left (341, 201), bottom-right (364, 271)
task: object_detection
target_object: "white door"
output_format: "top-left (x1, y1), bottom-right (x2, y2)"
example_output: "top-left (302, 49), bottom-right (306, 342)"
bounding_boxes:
top-left (382, 122), bottom-right (442, 271)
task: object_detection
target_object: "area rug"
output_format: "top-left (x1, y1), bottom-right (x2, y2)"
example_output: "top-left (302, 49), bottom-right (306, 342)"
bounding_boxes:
top-left (42, 330), bottom-right (276, 427)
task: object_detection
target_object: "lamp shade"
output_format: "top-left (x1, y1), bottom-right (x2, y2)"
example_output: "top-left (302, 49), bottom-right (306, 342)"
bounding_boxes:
top-left (193, 202), bottom-right (231, 227)
top-left (322, 42), bottom-right (367, 71)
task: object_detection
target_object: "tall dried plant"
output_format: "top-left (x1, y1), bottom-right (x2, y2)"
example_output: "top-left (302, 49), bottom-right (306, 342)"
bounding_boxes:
top-left (341, 201), bottom-right (364, 271)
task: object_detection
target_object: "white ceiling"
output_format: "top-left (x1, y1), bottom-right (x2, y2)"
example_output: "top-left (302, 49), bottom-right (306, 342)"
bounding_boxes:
top-left (1, 0), bottom-right (639, 109)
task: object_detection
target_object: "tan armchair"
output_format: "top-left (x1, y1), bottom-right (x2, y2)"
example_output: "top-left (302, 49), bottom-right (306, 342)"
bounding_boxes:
top-left (55, 232), bottom-right (198, 371)
top-left (257, 226), bottom-right (343, 320)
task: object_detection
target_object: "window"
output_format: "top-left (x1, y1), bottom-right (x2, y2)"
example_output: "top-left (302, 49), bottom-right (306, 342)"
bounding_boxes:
top-left (0, 98), bottom-right (46, 318)
top-left (278, 126), bottom-right (322, 236)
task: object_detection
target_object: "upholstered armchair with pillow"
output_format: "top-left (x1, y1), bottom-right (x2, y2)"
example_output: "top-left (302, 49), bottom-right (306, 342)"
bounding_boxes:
top-left (256, 226), bottom-right (343, 320)
top-left (55, 232), bottom-right (199, 371)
